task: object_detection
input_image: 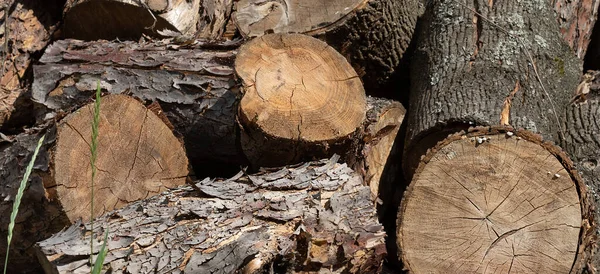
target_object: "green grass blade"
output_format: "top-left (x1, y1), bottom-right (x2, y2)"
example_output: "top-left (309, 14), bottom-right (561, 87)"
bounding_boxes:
top-left (3, 134), bottom-right (45, 274)
top-left (91, 228), bottom-right (109, 274)
top-left (90, 81), bottom-right (101, 270)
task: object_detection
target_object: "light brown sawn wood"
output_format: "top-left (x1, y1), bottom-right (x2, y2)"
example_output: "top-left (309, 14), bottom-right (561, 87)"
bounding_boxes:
top-left (233, 0), bottom-right (420, 93)
top-left (398, 128), bottom-right (588, 273)
top-left (54, 94), bottom-right (189, 221)
top-left (62, 0), bottom-right (200, 40)
top-left (236, 33), bottom-right (366, 167)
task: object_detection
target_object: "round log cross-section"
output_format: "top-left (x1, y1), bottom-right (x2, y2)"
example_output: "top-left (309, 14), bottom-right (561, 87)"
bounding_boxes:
top-left (236, 33), bottom-right (367, 167)
top-left (54, 94), bottom-right (189, 221)
top-left (398, 127), bottom-right (589, 273)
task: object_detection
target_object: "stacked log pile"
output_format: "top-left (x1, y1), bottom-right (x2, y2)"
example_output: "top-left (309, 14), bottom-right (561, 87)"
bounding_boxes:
top-left (0, 0), bottom-right (599, 273)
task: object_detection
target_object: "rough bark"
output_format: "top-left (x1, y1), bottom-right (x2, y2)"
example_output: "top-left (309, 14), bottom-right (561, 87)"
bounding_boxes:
top-left (232, 0), bottom-right (421, 94)
top-left (397, 126), bottom-right (594, 273)
top-left (0, 0), bottom-right (63, 128)
top-left (32, 38), bottom-right (245, 175)
top-left (562, 70), bottom-right (600, 271)
top-left (36, 156), bottom-right (387, 274)
top-left (553, 0), bottom-right (600, 59)
top-left (62, 0), bottom-right (200, 40)
top-left (404, 0), bottom-right (582, 176)
top-left (0, 95), bottom-right (188, 273)
top-left (398, 0), bottom-right (592, 272)
top-left (32, 37), bottom-right (404, 191)
top-left (196, 0), bottom-right (234, 40)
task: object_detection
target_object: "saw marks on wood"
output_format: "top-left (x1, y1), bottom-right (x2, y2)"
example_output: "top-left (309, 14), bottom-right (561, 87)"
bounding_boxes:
top-left (236, 33), bottom-right (366, 166)
top-left (54, 94), bottom-right (189, 222)
top-left (399, 133), bottom-right (581, 273)
top-left (234, 0), bottom-right (368, 37)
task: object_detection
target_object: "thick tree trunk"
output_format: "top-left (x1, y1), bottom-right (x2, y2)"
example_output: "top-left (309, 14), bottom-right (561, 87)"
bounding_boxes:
top-left (62, 0), bottom-right (200, 40)
top-left (0, 95), bottom-right (188, 273)
top-left (553, 0), bottom-right (600, 59)
top-left (32, 36), bottom-right (405, 195)
top-left (233, 0), bottom-right (421, 94)
top-left (0, 0), bottom-right (63, 128)
top-left (562, 70), bottom-right (600, 271)
top-left (398, 0), bottom-right (593, 272)
top-left (404, 0), bottom-right (581, 176)
top-left (35, 156), bottom-right (387, 274)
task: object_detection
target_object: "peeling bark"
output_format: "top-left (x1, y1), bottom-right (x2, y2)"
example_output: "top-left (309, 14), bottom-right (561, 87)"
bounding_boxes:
top-left (0, 0), bottom-right (63, 128)
top-left (553, 0), bottom-right (600, 59)
top-left (36, 156), bottom-right (387, 273)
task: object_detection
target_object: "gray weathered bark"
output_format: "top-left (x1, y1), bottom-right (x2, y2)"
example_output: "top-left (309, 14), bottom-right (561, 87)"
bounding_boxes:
top-left (404, 0), bottom-right (582, 176)
top-left (562, 70), bottom-right (600, 271)
top-left (36, 156), bottom-right (387, 273)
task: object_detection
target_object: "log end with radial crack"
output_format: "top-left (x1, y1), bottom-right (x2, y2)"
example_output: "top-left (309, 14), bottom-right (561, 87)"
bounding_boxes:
top-left (36, 155), bottom-right (387, 273)
top-left (62, 0), bottom-right (200, 40)
top-left (236, 33), bottom-right (366, 167)
top-left (54, 94), bottom-right (189, 222)
top-left (562, 70), bottom-right (600, 271)
top-left (398, 126), bottom-right (593, 273)
top-left (233, 0), bottom-right (421, 94)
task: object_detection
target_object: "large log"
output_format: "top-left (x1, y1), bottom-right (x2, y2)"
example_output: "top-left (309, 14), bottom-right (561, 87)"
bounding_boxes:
top-left (0, 94), bottom-right (188, 272)
top-left (35, 156), bottom-right (387, 273)
top-left (403, 0), bottom-right (581, 176)
top-left (232, 0), bottom-right (421, 94)
top-left (562, 70), bottom-right (600, 271)
top-left (398, 0), bottom-right (593, 272)
top-left (398, 126), bottom-right (593, 273)
top-left (0, 0), bottom-right (63, 128)
top-left (32, 35), bottom-right (405, 196)
top-left (62, 0), bottom-right (201, 40)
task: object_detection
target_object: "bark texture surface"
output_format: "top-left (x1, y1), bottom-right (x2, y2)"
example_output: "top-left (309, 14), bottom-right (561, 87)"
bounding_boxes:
top-left (405, 0), bottom-right (582, 176)
top-left (233, 0), bottom-right (421, 93)
top-left (36, 156), bottom-right (387, 274)
top-left (32, 39), bottom-right (245, 174)
top-left (62, 0), bottom-right (200, 40)
top-left (0, 128), bottom-right (67, 273)
top-left (553, 0), bottom-right (600, 59)
top-left (0, 0), bottom-right (63, 127)
top-left (562, 70), bottom-right (600, 271)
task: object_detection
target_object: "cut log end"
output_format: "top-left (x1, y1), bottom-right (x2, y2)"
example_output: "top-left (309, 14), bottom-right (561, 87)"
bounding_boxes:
top-left (54, 94), bottom-right (189, 222)
top-left (236, 33), bottom-right (366, 166)
top-left (398, 128), bottom-right (590, 273)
